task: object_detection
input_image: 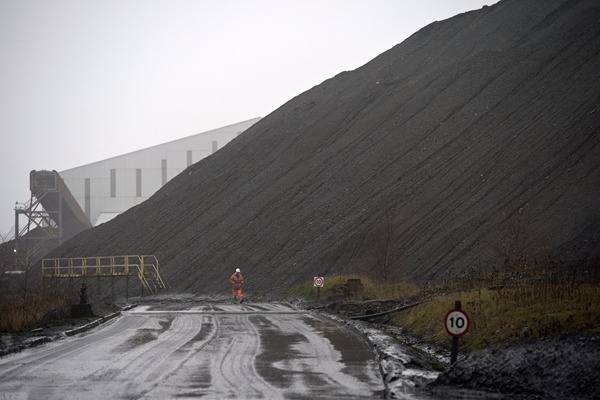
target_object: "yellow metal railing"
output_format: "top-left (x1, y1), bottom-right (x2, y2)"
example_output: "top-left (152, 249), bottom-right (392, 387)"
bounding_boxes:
top-left (41, 255), bottom-right (166, 293)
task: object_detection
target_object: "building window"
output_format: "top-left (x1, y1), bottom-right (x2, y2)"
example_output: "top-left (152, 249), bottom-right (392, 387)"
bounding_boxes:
top-left (136, 169), bottom-right (142, 197)
top-left (161, 159), bottom-right (167, 186)
top-left (110, 169), bottom-right (116, 197)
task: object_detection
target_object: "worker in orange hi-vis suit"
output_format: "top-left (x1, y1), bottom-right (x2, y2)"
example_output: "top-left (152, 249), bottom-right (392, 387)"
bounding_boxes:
top-left (230, 268), bottom-right (245, 304)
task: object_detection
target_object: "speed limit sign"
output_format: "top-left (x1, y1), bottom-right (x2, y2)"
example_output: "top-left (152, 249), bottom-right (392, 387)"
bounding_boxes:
top-left (445, 308), bottom-right (471, 337)
top-left (313, 277), bottom-right (324, 287)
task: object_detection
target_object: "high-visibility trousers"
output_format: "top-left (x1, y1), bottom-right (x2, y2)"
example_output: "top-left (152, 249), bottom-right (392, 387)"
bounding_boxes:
top-left (232, 286), bottom-right (243, 298)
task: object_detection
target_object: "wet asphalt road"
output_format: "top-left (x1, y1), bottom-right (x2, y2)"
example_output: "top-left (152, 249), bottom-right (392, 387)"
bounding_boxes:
top-left (0, 302), bottom-right (384, 399)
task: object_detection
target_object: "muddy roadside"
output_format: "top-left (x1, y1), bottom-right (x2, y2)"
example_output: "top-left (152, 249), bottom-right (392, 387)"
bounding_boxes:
top-left (306, 298), bottom-right (600, 400)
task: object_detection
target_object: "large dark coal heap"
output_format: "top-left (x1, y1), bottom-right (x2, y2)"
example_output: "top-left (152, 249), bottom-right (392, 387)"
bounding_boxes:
top-left (50, 0), bottom-right (600, 295)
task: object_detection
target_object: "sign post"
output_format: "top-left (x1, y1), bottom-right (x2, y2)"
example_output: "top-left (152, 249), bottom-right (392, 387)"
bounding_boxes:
top-left (313, 276), bottom-right (324, 300)
top-left (445, 300), bottom-right (471, 364)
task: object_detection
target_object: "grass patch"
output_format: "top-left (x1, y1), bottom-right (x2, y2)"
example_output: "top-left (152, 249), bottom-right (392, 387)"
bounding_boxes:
top-left (0, 290), bottom-right (77, 332)
top-left (394, 282), bottom-right (600, 351)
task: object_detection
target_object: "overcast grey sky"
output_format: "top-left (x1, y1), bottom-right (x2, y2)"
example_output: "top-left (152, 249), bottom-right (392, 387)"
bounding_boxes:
top-left (0, 0), bottom-right (498, 237)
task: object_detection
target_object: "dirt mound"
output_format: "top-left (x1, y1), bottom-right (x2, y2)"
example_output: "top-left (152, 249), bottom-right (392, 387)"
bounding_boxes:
top-left (44, 0), bottom-right (600, 296)
top-left (433, 333), bottom-right (600, 399)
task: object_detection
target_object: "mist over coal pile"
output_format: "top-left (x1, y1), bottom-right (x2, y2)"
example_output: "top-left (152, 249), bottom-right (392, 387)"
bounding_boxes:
top-left (49, 0), bottom-right (600, 295)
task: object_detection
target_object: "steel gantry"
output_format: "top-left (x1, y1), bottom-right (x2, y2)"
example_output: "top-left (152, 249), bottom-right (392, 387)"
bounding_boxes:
top-left (42, 255), bottom-right (167, 298)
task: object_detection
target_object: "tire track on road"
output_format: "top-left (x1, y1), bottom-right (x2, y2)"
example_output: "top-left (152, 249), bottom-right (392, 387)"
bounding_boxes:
top-left (216, 314), bottom-right (281, 399)
top-left (99, 313), bottom-right (204, 399)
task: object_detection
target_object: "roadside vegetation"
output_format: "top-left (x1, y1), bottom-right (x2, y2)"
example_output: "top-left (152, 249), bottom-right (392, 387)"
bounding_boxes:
top-left (395, 279), bottom-right (600, 351)
top-left (288, 260), bottom-right (600, 352)
top-left (0, 233), bottom-right (79, 332)
top-left (0, 289), bottom-right (77, 332)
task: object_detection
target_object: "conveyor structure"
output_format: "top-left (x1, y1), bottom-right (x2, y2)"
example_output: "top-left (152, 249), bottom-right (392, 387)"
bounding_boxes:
top-left (14, 170), bottom-right (92, 267)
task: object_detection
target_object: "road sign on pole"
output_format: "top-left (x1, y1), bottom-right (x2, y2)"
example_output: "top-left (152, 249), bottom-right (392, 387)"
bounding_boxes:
top-left (445, 300), bottom-right (470, 364)
top-left (313, 277), bottom-right (324, 300)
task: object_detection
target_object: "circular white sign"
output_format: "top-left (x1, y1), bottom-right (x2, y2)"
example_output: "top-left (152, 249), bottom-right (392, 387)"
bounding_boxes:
top-left (313, 276), bottom-right (324, 287)
top-left (445, 309), bottom-right (471, 337)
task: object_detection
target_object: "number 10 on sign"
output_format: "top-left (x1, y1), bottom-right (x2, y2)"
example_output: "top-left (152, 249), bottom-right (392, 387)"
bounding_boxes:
top-left (445, 309), bottom-right (471, 337)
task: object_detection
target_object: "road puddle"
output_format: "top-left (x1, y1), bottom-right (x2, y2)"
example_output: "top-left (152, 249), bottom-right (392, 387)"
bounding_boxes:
top-left (112, 317), bottom-right (173, 353)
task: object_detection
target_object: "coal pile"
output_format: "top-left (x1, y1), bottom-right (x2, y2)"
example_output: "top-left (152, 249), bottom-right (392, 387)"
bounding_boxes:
top-left (46, 0), bottom-right (600, 296)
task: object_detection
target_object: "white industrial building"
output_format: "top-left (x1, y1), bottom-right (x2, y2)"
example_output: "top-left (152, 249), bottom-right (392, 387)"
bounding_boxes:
top-left (59, 118), bottom-right (260, 226)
